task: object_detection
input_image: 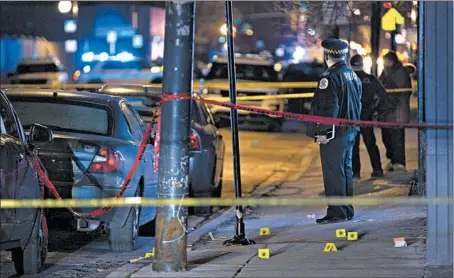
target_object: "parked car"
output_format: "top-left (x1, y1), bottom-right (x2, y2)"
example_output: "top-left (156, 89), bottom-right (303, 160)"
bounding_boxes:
top-left (7, 56), bottom-right (69, 85)
top-left (99, 85), bottom-right (225, 215)
top-left (5, 88), bottom-right (158, 252)
top-left (203, 54), bottom-right (284, 131)
top-left (76, 56), bottom-right (163, 85)
top-left (0, 90), bottom-right (52, 274)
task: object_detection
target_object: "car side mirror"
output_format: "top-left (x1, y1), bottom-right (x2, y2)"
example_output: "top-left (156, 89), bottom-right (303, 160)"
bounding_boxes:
top-left (144, 121), bottom-right (155, 145)
top-left (142, 98), bottom-right (159, 107)
top-left (29, 124), bottom-right (53, 143)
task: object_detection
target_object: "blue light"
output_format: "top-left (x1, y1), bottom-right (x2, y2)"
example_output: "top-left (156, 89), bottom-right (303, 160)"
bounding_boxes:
top-left (107, 30), bottom-right (117, 43)
top-left (218, 36), bottom-right (226, 44)
top-left (133, 34), bottom-right (143, 48)
top-left (83, 65), bottom-right (91, 73)
top-left (82, 52), bottom-right (95, 62)
top-left (64, 20), bottom-right (77, 33)
top-left (275, 47), bottom-right (285, 57)
top-left (293, 46), bottom-right (305, 61)
top-left (256, 40), bottom-right (265, 49)
top-left (115, 51), bottom-right (135, 62)
top-left (99, 52), bottom-right (109, 62)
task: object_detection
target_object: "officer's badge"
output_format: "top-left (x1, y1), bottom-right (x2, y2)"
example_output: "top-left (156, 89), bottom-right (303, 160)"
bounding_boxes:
top-left (319, 78), bottom-right (329, 89)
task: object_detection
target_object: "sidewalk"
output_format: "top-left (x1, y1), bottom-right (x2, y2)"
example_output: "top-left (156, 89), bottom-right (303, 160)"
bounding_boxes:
top-left (107, 128), bottom-right (453, 278)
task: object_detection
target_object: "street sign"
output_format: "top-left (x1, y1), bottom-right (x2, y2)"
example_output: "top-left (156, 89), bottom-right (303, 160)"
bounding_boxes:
top-left (382, 8), bottom-right (405, 31)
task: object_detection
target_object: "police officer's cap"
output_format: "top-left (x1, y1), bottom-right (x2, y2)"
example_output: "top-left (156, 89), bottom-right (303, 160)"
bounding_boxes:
top-left (321, 39), bottom-right (349, 57)
top-left (350, 54), bottom-right (363, 67)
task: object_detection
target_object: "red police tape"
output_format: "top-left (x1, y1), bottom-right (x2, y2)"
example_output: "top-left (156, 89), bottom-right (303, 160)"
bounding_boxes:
top-left (28, 92), bottom-right (452, 219)
top-left (31, 122), bottom-right (154, 218)
top-left (161, 94), bottom-right (453, 130)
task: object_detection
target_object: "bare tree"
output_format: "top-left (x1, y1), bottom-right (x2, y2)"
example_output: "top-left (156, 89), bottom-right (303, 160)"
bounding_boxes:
top-left (268, 1), bottom-right (371, 43)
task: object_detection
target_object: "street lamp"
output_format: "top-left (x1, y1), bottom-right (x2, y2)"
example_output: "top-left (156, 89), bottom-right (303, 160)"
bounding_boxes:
top-left (58, 1), bottom-right (72, 14)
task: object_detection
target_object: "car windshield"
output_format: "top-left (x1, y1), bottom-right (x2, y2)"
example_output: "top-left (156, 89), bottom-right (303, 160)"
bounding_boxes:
top-left (205, 62), bottom-right (277, 82)
top-left (11, 101), bottom-right (111, 136)
top-left (16, 63), bottom-right (60, 74)
top-left (101, 60), bottom-right (146, 71)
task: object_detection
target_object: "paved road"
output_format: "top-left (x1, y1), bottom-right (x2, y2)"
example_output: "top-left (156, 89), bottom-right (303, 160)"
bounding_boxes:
top-left (0, 129), bottom-right (314, 278)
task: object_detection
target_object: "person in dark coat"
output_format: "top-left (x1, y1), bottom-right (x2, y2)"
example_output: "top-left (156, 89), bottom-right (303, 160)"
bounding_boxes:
top-left (350, 54), bottom-right (388, 179)
top-left (306, 39), bottom-right (362, 224)
top-left (379, 52), bottom-right (412, 171)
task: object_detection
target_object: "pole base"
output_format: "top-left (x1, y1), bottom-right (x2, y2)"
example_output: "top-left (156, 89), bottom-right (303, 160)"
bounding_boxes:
top-left (223, 236), bottom-right (256, 247)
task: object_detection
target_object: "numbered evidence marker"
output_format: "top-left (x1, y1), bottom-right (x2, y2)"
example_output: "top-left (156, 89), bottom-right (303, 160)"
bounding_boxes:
top-left (394, 237), bottom-right (407, 248)
top-left (260, 227), bottom-right (271, 236)
top-left (145, 248), bottom-right (155, 258)
top-left (258, 248), bottom-right (270, 259)
top-left (336, 229), bottom-right (347, 238)
top-left (324, 242), bottom-right (338, 252)
top-left (348, 232), bottom-right (358, 241)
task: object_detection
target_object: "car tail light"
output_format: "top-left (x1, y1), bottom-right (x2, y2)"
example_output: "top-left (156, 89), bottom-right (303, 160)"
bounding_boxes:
top-left (189, 130), bottom-right (201, 151)
top-left (88, 148), bottom-right (122, 173)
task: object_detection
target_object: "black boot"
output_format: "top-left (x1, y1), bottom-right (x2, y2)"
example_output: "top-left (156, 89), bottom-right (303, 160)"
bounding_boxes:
top-left (316, 215), bottom-right (349, 224)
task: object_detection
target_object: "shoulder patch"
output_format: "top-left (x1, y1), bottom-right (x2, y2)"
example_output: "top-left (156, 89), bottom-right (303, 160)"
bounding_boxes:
top-left (319, 78), bottom-right (329, 89)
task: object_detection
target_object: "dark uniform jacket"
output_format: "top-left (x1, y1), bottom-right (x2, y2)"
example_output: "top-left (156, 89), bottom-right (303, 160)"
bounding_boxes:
top-left (379, 63), bottom-right (412, 122)
top-left (354, 70), bottom-right (388, 121)
top-left (307, 60), bottom-right (362, 138)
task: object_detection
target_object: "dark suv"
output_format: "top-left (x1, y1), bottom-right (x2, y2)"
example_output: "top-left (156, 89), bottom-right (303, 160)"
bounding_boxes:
top-left (0, 90), bottom-right (53, 274)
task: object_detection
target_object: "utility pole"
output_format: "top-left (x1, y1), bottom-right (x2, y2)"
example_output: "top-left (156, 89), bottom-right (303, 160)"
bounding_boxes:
top-left (222, 0), bottom-right (254, 247)
top-left (371, 1), bottom-right (381, 75)
top-left (154, 1), bottom-right (195, 273)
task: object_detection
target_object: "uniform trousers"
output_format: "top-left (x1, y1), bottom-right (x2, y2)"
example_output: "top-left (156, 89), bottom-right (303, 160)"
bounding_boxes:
top-left (320, 129), bottom-right (357, 219)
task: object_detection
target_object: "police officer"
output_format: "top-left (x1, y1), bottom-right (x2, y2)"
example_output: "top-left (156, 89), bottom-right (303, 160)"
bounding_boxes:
top-left (307, 39), bottom-right (362, 224)
top-left (350, 54), bottom-right (388, 179)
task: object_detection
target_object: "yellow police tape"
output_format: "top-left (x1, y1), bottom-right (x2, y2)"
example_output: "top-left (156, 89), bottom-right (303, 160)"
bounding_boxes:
top-left (0, 85), bottom-right (416, 103)
top-left (0, 196), bottom-right (452, 209)
top-left (0, 80), bottom-right (417, 93)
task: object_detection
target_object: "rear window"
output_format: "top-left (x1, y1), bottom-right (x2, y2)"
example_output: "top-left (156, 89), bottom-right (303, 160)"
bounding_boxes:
top-left (206, 62), bottom-right (278, 82)
top-left (16, 63), bottom-right (60, 74)
top-left (11, 100), bottom-right (111, 136)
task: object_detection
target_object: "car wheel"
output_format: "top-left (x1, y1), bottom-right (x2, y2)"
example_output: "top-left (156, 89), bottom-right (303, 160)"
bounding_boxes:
top-left (109, 194), bottom-right (140, 252)
top-left (12, 211), bottom-right (47, 275)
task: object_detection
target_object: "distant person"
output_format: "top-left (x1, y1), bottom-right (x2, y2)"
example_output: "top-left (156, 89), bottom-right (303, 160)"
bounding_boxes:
top-left (379, 52), bottom-right (412, 171)
top-left (306, 39), bottom-right (362, 224)
top-left (349, 55), bottom-right (388, 179)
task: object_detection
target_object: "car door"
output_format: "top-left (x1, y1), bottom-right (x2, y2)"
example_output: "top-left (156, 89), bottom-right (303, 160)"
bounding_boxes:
top-left (198, 102), bottom-right (224, 185)
top-left (120, 102), bottom-right (156, 223)
top-left (0, 92), bottom-right (39, 242)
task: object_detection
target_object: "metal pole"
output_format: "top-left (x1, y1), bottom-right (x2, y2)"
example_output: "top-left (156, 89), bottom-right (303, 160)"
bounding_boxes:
top-left (222, 1), bottom-right (255, 247)
top-left (371, 1), bottom-right (381, 76)
top-left (154, 1), bottom-right (195, 272)
top-left (416, 0), bottom-right (426, 196)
